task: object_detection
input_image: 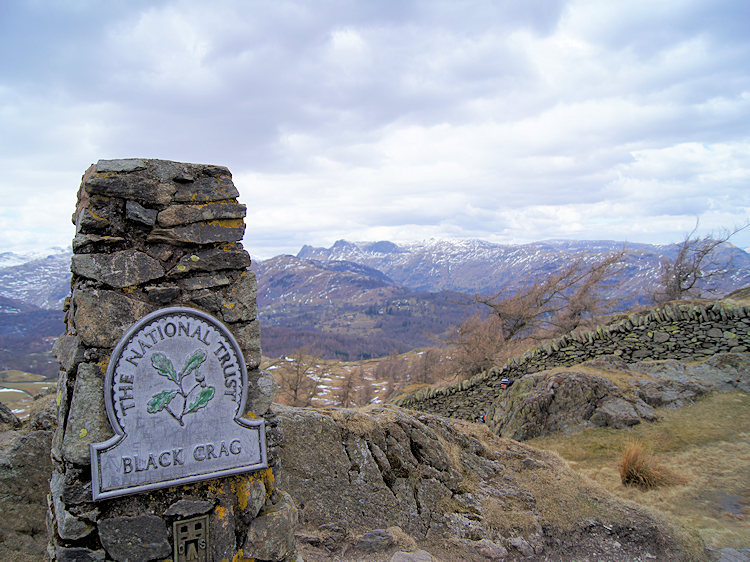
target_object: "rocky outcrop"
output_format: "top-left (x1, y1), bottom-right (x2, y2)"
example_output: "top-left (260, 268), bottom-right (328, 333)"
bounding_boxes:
top-left (0, 394), bottom-right (57, 561)
top-left (472, 353), bottom-right (750, 441)
top-left (0, 400), bottom-right (21, 430)
top-left (486, 371), bottom-right (658, 441)
top-left (274, 404), bottom-right (704, 561)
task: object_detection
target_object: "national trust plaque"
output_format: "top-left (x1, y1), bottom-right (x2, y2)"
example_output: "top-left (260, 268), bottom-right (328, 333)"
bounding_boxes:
top-left (91, 307), bottom-right (267, 500)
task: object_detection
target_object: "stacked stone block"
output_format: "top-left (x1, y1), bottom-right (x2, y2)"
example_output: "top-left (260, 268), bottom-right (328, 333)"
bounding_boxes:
top-left (395, 301), bottom-right (750, 421)
top-left (49, 159), bottom-right (294, 561)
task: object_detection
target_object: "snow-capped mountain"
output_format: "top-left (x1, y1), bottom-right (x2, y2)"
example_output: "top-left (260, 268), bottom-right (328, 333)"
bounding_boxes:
top-left (297, 238), bottom-right (750, 303)
top-left (0, 250), bottom-right (72, 310)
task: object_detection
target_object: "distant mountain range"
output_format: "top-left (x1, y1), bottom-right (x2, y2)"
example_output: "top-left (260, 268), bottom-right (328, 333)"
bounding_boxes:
top-left (297, 238), bottom-right (750, 298)
top-left (2, 239), bottom-right (750, 367)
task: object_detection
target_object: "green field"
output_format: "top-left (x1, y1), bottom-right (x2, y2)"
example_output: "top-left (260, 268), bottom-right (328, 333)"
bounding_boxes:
top-left (0, 370), bottom-right (55, 418)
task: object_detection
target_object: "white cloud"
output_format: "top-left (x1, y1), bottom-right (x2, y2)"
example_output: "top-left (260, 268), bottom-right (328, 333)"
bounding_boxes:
top-left (0, 0), bottom-right (749, 256)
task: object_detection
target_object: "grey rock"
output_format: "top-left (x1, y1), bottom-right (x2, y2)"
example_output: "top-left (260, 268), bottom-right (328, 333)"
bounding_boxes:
top-left (632, 398), bottom-right (659, 421)
top-left (53, 491), bottom-right (94, 540)
top-left (356, 529), bottom-right (397, 552)
top-left (98, 515), bottom-right (171, 561)
top-left (0, 430), bottom-right (53, 558)
top-left (29, 393), bottom-right (58, 430)
top-left (95, 159), bottom-right (147, 173)
top-left (210, 480), bottom-right (238, 561)
top-left (145, 243), bottom-right (175, 262)
top-left (488, 372), bottom-right (624, 440)
top-left (72, 287), bottom-right (153, 348)
top-left (179, 273), bottom-right (232, 291)
top-left (0, 401), bottom-right (20, 429)
top-left (125, 200), bottom-right (157, 226)
top-left (71, 249), bottom-right (164, 288)
top-left (85, 174), bottom-right (176, 206)
top-left (164, 499), bottom-right (214, 518)
top-left (509, 536), bottom-right (534, 557)
top-left (148, 220), bottom-right (245, 245)
top-left (61, 363), bottom-right (113, 465)
top-left (218, 271), bottom-right (257, 323)
top-left (631, 348), bottom-right (652, 359)
top-left (72, 233), bottom-right (126, 252)
top-left (236, 476), bottom-right (267, 524)
top-left (243, 490), bottom-right (298, 561)
top-left (476, 539), bottom-right (509, 560)
top-left (590, 397), bottom-right (641, 428)
top-left (157, 201), bottom-right (246, 227)
top-left (232, 321), bottom-right (262, 369)
top-left (56, 546), bottom-right (107, 561)
top-left (50, 467), bottom-right (92, 506)
top-left (391, 550), bottom-right (434, 562)
top-left (52, 334), bottom-right (86, 375)
top-left (246, 370), bottom-right (277, 416)
top-left (174, 174), bottom-right (239, 202)
top-left (144, 284), bottom-right (181, 305)
top-left (168, 245), bottom-right (251, 275)
top-left (76, 208), bottom-right (110, 232)
top-left (653, 331), bottom-right (670, 343)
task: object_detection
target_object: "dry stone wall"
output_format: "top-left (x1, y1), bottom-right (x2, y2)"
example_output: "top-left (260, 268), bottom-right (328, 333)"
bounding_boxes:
top-left (49, 159), bottom-right (295, 561)
top-left (395, 302), bottom-right (750, 421)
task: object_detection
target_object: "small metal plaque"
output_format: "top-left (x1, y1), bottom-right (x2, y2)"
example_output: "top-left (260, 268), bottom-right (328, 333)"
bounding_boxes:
top-left (174, 515), bottom-right (209, 562)
top-left (91, 307), bottom-right (267, 500)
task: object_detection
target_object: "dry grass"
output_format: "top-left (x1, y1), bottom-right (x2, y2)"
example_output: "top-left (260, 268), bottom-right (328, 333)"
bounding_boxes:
top-left (529, 391), bottom-right (750, 550)
top-left (618, 440), bottom-right (685, 489)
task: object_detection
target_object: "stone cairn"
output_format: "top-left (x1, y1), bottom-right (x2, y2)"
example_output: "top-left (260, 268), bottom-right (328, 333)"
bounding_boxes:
top-left (49, 159), bottom-right (296, 561)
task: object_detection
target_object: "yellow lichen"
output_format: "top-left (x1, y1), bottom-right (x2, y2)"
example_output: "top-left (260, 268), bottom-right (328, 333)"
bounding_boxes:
top-left (56, 391), bottom-right (62, 405)
top-left (215, 505), bottom-right (227, 520)
top-left (177, 264), bottom-right (188, 272)
top-left (190, 255), bottom-right (200, 262)
top-left (79, 428), bottom-right (88, 438)
top-left (231, 548), bottom-right (253, 562)
top-left (207, 219), bottom-right (243, 228)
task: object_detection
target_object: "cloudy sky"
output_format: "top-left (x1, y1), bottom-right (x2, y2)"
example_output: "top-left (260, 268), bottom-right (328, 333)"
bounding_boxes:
top-left (1, 0), bottom-right (749, 259)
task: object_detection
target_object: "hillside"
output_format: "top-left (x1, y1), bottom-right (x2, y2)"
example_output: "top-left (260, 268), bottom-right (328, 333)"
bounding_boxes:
top-left (254, 255), bottom-right (476, 358)
top-left (0, 296), bottom-right (62, 378)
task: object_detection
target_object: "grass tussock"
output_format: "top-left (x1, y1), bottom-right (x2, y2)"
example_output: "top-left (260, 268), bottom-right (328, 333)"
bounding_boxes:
top-left (618, 440), bottom-right (685, 489)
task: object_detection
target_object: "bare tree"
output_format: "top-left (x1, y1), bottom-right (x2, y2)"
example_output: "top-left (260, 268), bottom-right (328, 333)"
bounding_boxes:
top-left (449, 314), bottom-right (507, 377)
top-left (653, 222), bottom-right (749, 303)
top-left (337, 367), bottom-right (361, 407)
top-left (412, 348), bottom-right (442, 384)
top-left (359, 369), bottom-right (375, 405)
top-left (275, 347), bottom-right (321, 407)
top-left (474, 250), bottom-right (625, 339)
top-left (439, 251), bottom-right (626, 380)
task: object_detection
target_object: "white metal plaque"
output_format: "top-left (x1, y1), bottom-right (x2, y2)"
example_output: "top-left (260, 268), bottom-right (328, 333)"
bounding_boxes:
top-left (91, 307), bottom-right (267, 500)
